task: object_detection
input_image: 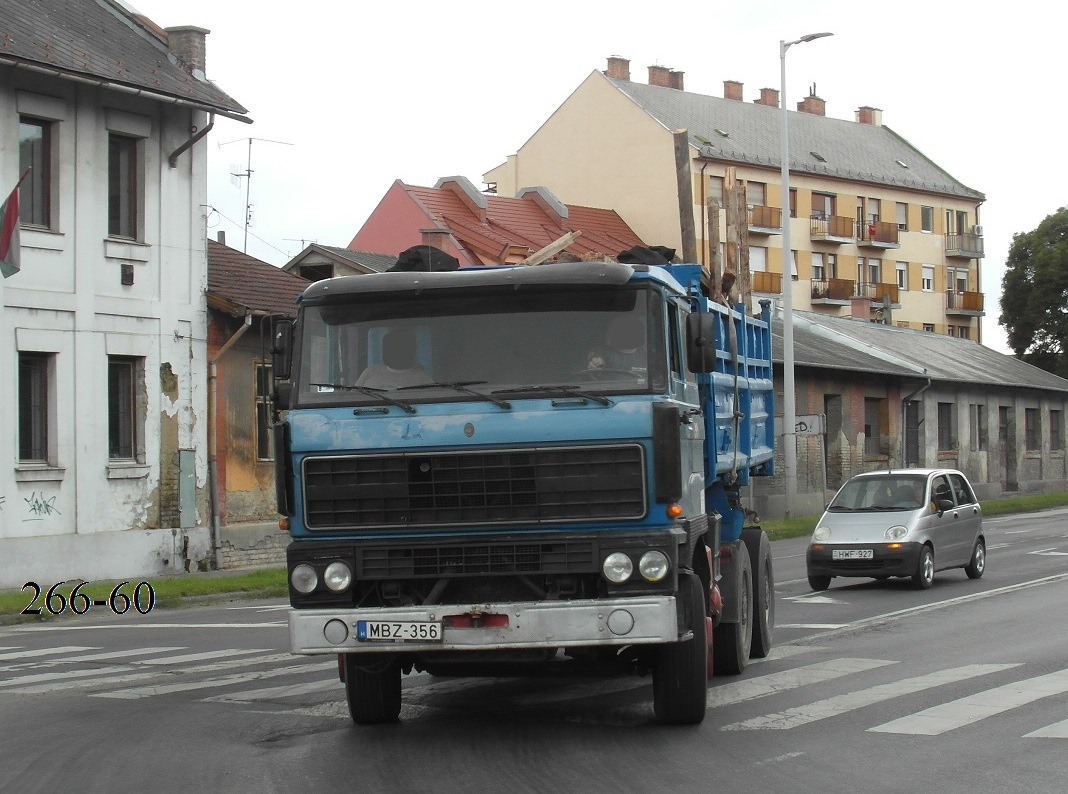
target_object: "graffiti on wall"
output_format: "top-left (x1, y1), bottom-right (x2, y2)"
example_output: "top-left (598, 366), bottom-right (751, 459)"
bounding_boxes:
top-left (23, 491), bottom-right (61, 522)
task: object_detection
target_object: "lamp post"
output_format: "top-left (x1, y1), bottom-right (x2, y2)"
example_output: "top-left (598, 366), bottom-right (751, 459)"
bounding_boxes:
top-left (780, 31), bottom-right (832, 518)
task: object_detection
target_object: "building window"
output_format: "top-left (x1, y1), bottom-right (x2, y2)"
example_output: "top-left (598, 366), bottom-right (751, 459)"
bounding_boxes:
top-left (896, 202), bottom-right (908, 231)
top-left (950, 267), bottom-right (969, 294)
top-left (255, 362), bottom-right (274, 461)
top-left (19, 353), bottom-right (51, 462)
top-left (811, 192), bottom-right (835, 219)
top-left (896, 261), bottom-right (908, 290)
top-left (1052, 410), bottom-right (1064, 451)
top-left (789, 188), bottom-right (797, 219)
top-left (812, 252), bottom-right (825, 282)
top-left (749, 246), bottom-right (767, 272)
top-left (957, 326), bottom-right (970, 339)
top-left (969, 404), bottom-right (988, 451)
top-left (708, 176), bottom-right (724, 205)
top-left (789, 249), bottom-right (798, 281)
top-left (922, 265), bottom-right (934, 292)
top-left (108, 133), bottom-right (139, 239)
top-left (825, 253), bottom-right (837, 279)
top-left (108, 357), bottom-right (140, 460)
top-left (866, 197), bottom-right (881, 224)
top-left (19, 117), bottom-right (53, 228)
top-left (859, 257), bottom-right (881, 285)
top-left (1025, 408), bottom-right (1040, 451)
top-left (864, 397), bottom-right (887, 456)
top-left (937, 402), bottom-right (956, 451)
top-left (923, 323), bottom-right (935, 332)
top-left (746, 181), bottom-right (766, 208)
top-left (921, 205), bottom-right (934, 232)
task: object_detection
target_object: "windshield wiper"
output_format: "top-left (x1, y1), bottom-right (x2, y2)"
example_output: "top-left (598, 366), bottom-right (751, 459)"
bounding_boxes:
top-left (492, 384), bottom-right (611, 406)
top-left (397, 380), bottom-right (512, 410)
top-left (309, 383), bottom-right (416, 414)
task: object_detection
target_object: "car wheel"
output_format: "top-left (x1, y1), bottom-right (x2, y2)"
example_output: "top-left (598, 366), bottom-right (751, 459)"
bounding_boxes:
top-left (912, 546), bottom-right (934, 590)
top-left (808, 574), bottom-right (831, 591)
top-left (965, 538), bottom-right (986, 579)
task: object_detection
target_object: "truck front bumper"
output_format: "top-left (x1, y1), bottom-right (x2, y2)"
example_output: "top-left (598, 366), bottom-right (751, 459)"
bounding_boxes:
top-left (289, 596), bottom-right (679, 655)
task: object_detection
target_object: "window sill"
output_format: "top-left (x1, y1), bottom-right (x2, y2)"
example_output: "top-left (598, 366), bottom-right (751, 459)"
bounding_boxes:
top-left (15, 465), bottom-right (66, 483)
top-left (103, 239), bottom-right (151, 262)
top-left (21, 228), bottom-right (65, 251)
top-left (107, 463), bottom-right (150, 480)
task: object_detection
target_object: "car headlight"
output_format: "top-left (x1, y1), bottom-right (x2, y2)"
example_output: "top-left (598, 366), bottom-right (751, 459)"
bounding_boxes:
top-left (885, 525), bottom-right (908, 541)
top-left (602, 552), bottom-right (634, 583)
top-left (290, 563), bottom-right (318, 594)
top-left (323, 561), bottom-right (353, 592)
top-left (813, 526), bottom-right (831, 542)
top-left (638, 550), bottom-right (670, 582)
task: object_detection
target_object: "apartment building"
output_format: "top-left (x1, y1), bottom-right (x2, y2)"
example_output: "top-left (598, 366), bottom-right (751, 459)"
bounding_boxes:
top-left (485, 57), bottom-right (985, 341)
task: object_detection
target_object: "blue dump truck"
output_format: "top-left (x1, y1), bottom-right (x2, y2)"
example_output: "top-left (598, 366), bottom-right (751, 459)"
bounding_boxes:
top-left (271, 259), bottom-right (775, 725)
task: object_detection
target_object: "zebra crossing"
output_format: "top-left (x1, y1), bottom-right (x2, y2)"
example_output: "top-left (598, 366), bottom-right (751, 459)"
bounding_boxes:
top-left (1, 641), bottom-right (1067, 738)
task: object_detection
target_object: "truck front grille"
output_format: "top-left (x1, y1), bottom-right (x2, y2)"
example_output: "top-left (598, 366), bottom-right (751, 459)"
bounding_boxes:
top-left (358, 539), bottom-right (597, 578)
top-left (302, 444), bottom-right (646, 529)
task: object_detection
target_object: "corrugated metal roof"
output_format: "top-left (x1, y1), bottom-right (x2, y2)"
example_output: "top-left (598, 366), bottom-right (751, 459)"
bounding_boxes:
top-left (778, 310), bottom-right (1068, 393)
top-left (1, 0), bottom-right (247, 118)
top-left (608, 76), bottom-right (983, 201)
top-left (207, 239), bottom-right (309, 317)
top-left (309, 245), bottom-right (397, 273)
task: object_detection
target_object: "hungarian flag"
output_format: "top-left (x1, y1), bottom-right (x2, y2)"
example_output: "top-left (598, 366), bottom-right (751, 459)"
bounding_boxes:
top-left (0, 181), bottom-right (20, 279)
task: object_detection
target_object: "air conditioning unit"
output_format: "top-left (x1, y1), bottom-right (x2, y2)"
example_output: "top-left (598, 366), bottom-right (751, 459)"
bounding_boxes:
top-left (972, 225), bottom-right (983, 236)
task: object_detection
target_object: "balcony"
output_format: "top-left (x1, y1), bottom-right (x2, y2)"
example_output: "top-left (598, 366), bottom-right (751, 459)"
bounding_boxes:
top-left (748, 205), bottom-right (782, 235)
top-left (945, 290), bottom-right (985, 317)
top-left (854, 282), bottom-right (900, 305)
top-left (945, 231), bottom-right (985, 258)
top-left (752, 270), bottom-right (783, 295)
top-left (857, 220), bottom-right (900, 250)
top-left (810, 214), bottom-right (855, 243)
top-left (810, 277), bottom-right (855, 304)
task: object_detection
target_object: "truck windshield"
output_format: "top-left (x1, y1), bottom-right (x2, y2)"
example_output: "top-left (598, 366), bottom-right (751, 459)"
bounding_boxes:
top-left (295, 285), bottom-right (666, 407)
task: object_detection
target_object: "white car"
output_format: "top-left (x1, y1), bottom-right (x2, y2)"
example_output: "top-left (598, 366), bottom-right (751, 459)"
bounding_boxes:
top-left (806, 468), bottom-right (985, 591)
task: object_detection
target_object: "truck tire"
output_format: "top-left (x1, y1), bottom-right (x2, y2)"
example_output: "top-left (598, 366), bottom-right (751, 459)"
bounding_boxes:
top-left (742, 527), bottom-right (775, 659)
top-left (344, 653), bottom-right (401, 725)
top-left (712, 547), bottom-right (752, 676)
top-left (652, 572), bottom-right (707, 724)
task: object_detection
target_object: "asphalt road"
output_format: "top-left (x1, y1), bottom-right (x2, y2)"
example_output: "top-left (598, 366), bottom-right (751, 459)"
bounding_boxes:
top-left (2, 507), bottom-right (1067, 793)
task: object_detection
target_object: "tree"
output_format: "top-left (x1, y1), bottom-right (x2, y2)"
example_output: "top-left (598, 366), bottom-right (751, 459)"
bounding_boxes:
top-left (1000, 206), bottom-right (1068, 378)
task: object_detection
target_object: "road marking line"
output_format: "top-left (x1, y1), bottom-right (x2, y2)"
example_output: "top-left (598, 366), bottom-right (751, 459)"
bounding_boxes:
top-left (778, 624), bottom-right (847, 629)
top-left (869, 667), bottom-right (1068, 735)
top-left (1024, 719), bottom-right (1068, 739)
top-left (0, 645), bottom-right (97, 662)
top-left (722, 664), bottom-right (1018, 730)
top-left (203, 679), bottom-right (340, 702)
top-left (0, 647), bottom-right (186, 671)
top-left (136, 648), bottom-right (270, 665)
top-left (93, 661), bottom-right (335, 699)
top-left (707, 658), bottom-right (897, 709)
top-left (0, 665), bottom-right (134, 688)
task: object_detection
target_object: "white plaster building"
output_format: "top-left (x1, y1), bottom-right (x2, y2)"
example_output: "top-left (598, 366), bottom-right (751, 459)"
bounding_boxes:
top-left (0, 1), bottom-right (249, 588)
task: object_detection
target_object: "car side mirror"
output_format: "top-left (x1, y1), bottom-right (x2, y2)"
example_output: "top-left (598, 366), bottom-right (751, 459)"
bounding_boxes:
top-left (936, 498), bottom-right (955, 514)
top-left (271, 319), bottom-right (293, 380)
top-left (685, 312), bottom-right (716, 373)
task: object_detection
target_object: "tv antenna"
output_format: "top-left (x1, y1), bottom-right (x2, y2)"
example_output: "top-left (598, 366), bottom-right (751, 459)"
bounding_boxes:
top-left (220, 137), bottom-right (294, 252)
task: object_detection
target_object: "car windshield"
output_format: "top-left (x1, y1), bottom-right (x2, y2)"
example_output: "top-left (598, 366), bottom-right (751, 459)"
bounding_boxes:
top-left (827, 474), bottom-right (927, 512)
top-left (294, 283), bottom-right (667, 408)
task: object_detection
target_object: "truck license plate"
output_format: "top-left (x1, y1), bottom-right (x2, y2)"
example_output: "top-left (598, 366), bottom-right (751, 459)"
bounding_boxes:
top-left (356, 620), bottom-right (443, 642)
top-left (832, 549), bottom-right (874, 560)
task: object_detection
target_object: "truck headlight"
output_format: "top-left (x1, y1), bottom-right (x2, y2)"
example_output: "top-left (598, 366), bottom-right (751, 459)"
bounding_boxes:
top-left (290, 563), bottom-right (318, 594)
top-left (885, 525), bottom-right (908, 541)
top-left (603, 552), bottom-right (634, 583)
top-left (638, 550), bottom-right (670, 582)
top-left (323, 561), bottom-right (353, 592)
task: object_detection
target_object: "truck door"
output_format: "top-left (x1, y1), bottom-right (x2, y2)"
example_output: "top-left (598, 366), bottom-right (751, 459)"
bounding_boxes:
top-left (669, 300), bottom-right (704, 517)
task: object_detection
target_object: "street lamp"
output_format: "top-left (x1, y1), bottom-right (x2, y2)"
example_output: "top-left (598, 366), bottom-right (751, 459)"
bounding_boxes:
top-left (780, 31), bottom-right (832, 518)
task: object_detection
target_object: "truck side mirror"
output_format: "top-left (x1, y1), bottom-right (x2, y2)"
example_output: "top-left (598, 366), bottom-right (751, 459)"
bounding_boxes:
top-left (685, 312), bottom-right (717, 373)
top-left (271, 318), bottom-right (293, 381)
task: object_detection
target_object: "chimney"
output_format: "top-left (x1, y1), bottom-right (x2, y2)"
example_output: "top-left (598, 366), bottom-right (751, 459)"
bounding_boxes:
top-left (648, 64), bottom-right (671, 88)
top-left (165, 25), bottom-right (209, 78)
top-left (850, 297), bottom-right (871, 321)
top-left (755, 87), bottom-right (780, 107)
top-left (855, 106), bottom-right (883, 126)
top-left (668, 70), bottom-right (684, 91)
top-left (797, 94), bottom-right (826, 116)
top-left (420, 228), bottom-right (451, 250)
top-left (605, 56), bottom-right (630, 81)
top-left (723, 80), bottom-right (743, 101)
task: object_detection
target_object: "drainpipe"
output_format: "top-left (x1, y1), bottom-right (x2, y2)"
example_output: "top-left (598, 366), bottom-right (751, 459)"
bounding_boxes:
top-left (901, 378), bottom-right (931, 468)
top-left (169, 112), bottom-right (215, 168)
top-left (208, 312), bottom-right (253, 569)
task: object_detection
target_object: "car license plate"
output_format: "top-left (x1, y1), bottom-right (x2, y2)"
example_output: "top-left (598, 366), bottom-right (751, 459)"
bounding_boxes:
top-left (356, 620), bottom-right (443, 642)
top-left (832, 549), bottom-right (874, 560)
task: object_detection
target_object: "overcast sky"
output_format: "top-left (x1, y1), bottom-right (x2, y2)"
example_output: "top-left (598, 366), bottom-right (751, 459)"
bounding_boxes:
top-left (130, 0), bottom-right (1066, 354)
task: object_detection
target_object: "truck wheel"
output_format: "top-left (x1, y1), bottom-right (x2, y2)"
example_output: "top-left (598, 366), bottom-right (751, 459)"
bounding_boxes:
top-left (964, 538), bottom-right (986, 579)
top-left (912, 546), bottom-right (935, 590)
top-left (712, 547), bottom-right (752, 676)
top-left (742, 528), bottom-right (774, 659)
top-left (344, 653), bottom-right (401, 725)
top-left (652, 572), bottom-right (707, 724)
